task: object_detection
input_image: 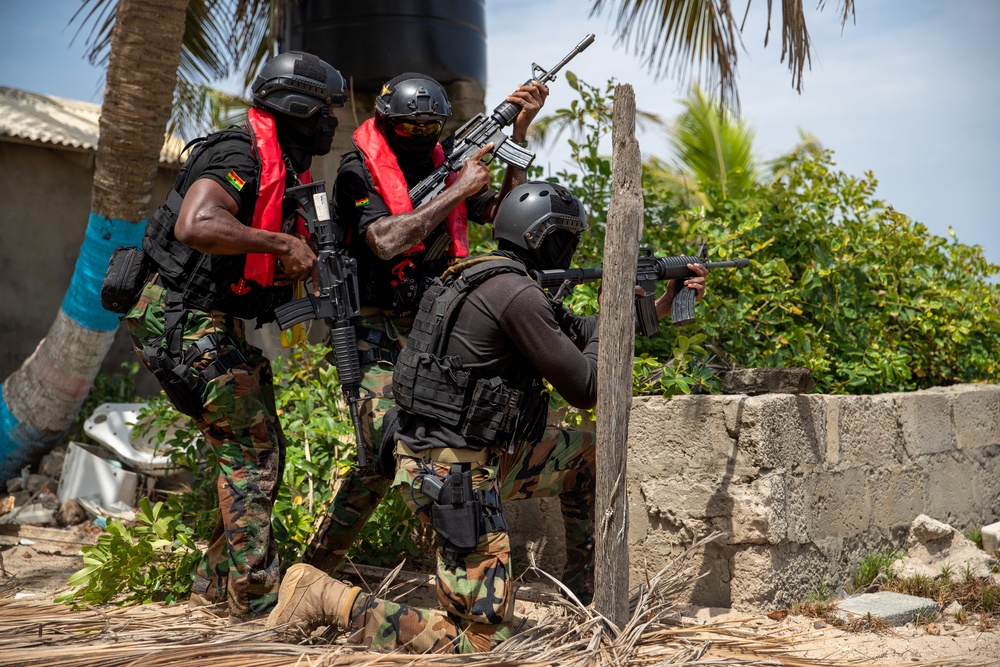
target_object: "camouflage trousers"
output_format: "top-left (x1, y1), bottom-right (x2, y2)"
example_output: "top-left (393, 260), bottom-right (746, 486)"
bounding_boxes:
top-left (125, 278), bottom-right (286, 619)
top-left (347, 426), bottom-right (596, 653)
top-left (301, 312), bottom-right (412, 571)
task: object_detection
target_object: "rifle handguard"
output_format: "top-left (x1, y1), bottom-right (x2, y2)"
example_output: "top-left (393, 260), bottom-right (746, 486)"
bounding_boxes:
top-left (328, 324), bottom-right (368, 468)
top-left (329, 325), bottom-right (363, 387)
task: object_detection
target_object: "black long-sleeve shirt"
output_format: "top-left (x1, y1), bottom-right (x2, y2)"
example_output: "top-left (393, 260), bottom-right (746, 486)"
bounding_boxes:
top-left (396, 269), bottom-right (598, 452)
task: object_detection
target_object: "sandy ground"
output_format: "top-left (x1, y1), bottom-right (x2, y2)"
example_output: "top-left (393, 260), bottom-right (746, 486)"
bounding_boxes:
top-left (681, 604), bottom-right (999, 666)
top-left (2, 536), bottom-right (998, 666)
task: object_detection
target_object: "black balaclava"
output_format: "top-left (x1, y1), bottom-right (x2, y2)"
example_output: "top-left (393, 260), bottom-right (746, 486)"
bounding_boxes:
top-left (538, 230), bottom-right (581, 271)
top-left (275, 109), bottom-right (338, 172)
top-left (375, 114), bottom-right (438, 174)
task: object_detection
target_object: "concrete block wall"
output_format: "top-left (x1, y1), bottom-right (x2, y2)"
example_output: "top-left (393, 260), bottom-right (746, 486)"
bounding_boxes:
top-left (504, 383), bottom-right (1000, 611)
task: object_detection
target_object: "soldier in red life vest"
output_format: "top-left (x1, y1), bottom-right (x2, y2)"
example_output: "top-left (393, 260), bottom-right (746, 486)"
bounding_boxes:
top-left (302, 73), bottom-right (547, 578)
top-left (123, 51), bottom-right (346, 621)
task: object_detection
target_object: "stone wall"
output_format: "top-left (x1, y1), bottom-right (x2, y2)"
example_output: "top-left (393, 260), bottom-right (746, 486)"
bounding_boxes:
top-left (505, 383), bottom-right (1000, 610)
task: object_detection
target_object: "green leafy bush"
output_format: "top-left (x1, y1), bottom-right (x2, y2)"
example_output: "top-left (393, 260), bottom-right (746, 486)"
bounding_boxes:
top-left (57, 497), bottom-right (200, 606)
top-left (63, 343), bottom-right (421, 604)
top-left (677, 151), bottom-right (1000, 394)
top-left (533, 77), bottom-right (1000, 396)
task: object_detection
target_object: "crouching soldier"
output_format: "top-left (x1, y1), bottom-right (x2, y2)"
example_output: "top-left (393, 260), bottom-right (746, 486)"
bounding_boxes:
top-left (266, 181), bottom-right (708, 649)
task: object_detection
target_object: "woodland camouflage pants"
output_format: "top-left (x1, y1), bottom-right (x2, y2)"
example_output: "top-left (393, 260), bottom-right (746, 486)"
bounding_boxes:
top-left (301, 312), bottom-right (411, 571)
top-left (346, 426), bottom-right (596, 653)
top-left (125, 278), bottom-right (286, 619)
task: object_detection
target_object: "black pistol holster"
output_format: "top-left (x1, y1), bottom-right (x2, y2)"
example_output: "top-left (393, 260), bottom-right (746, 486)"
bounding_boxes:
top-left (422, 463), bottom-right (507, 567)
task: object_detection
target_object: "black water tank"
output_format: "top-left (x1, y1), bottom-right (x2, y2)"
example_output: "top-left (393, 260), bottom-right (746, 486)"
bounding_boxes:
top-left (288, 1), bottom-right (487, 92)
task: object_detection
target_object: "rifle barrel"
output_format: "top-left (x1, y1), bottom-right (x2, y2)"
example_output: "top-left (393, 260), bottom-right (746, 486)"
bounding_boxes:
top-left (704, 258), bottom-right (751, 270)
top-left (533, 34), bottom-right (596, 84)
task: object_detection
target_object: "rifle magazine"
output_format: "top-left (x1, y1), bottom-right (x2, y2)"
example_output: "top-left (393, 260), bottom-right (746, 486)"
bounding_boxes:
top-left (274, 297), bottom-right (319, 329)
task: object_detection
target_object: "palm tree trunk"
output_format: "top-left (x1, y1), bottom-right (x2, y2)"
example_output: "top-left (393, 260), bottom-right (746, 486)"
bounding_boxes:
top-left (0, 0), bottom-right (189, 480)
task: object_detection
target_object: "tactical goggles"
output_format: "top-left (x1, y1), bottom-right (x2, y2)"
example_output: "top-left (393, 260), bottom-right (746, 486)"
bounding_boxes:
top-left (392, 120), bottom-right (444, 138)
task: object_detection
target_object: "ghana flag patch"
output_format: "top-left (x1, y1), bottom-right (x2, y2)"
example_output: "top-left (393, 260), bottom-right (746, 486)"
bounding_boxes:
top-left (355, 197), bottom-right (370, 208)
top-left (226, 170), bottom-right (246, 191)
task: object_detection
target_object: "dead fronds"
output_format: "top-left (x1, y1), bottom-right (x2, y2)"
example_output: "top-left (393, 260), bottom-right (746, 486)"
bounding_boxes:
top-left (0, 534), bottom-right (868, 666)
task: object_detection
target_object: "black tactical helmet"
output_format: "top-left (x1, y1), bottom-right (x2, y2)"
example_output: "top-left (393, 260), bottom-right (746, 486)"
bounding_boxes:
top-left (375, 73), bottom-right (452, 122)
top-left (494, 181), bottom-right (588, 270)
top-left (494, 181), bottom-right (588, 250)
top-left (252, 51), bottom-right (347, 118)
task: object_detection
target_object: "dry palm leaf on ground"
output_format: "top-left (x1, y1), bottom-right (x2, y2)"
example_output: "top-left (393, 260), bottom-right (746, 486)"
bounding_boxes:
top-left (0, 535), bottom-right (936, 667)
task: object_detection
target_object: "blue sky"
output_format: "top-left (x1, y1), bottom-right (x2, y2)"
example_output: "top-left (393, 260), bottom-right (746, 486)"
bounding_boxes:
top-left (2, 0), bottom-right (999, 267)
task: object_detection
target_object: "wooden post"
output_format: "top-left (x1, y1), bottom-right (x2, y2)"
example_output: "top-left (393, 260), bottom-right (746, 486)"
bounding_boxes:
top-left (593, 84), bottom-right (643, 630)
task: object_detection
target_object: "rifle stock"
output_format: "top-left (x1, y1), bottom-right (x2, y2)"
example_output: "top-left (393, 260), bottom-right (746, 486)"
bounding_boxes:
top-left (273, 182), bottom-right (369, 467)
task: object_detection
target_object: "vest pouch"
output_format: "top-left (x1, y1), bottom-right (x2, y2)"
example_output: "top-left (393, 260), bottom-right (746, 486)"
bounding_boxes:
top-left (463, 377), bottom-right (517, 443)
top-left (145, 332), bottom-right (250, 419)
top-left (101, 246), bottom-right (150, 314)
top-left (401, 353), bottom-right (469, 426)
top-left (514, 388), bottom-right (549, 446)
top-left (375, 406), bottom-right (404, 480)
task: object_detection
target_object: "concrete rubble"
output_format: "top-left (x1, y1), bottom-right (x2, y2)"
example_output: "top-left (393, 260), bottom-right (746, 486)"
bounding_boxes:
top-left (982, 520), bottom-right (1000, 556)
top-left (892, 514), bottom-right (995, 580)
top-left (835, 591), bottom-right (939, 626)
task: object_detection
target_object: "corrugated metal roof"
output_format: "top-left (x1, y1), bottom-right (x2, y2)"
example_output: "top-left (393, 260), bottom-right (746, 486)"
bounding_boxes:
top-left (0, 86), bottom-right (185, 164)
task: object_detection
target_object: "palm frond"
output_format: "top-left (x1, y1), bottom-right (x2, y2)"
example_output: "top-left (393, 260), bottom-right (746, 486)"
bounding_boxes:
top-left (179, 0), bottom-right (232, 82)
top-left (669, 84), bottom-right (760, 200)
top-left (0, 533), bottom-right (864, 666)
top-left (230, 0), bottom-right (284, 91)
top-left (69, 0), bottom-right (280, 140)
top-left (592, 0), bottom-right (859, 108)
top-left (171, 81), bottom-right (249, 138)
top-left (819, 0), bottom-right (858, 29)
top-left (590, 0), bottom-right (743, 108)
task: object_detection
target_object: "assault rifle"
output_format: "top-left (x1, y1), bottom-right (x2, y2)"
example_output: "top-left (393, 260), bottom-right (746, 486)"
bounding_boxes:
top-left (533, 246), bottom-right (751, 335)
top-left (408, 33), bottom-right (596, 209)
top-left (273, 182), bottom-right (369, 467)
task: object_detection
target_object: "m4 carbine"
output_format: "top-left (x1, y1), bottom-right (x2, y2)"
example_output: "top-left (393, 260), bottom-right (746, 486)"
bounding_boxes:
top-left (272, 182), bottom-right (369, 466)
top-left (408, 34), bottom-right (596, 209)
top-left (532, 246), bottom-right (751, 335)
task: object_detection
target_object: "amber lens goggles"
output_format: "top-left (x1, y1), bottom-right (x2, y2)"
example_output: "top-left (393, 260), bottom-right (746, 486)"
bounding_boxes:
top-left (392, 120), bottom-right (444, 138)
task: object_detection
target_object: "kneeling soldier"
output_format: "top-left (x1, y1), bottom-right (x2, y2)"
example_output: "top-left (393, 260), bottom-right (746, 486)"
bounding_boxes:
top-left (267, 181), bottom-right (708, 650)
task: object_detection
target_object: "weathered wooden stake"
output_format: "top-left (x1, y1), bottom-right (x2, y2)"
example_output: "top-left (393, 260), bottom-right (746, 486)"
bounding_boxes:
top-left (593, 83), bottom-right (643, 630)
